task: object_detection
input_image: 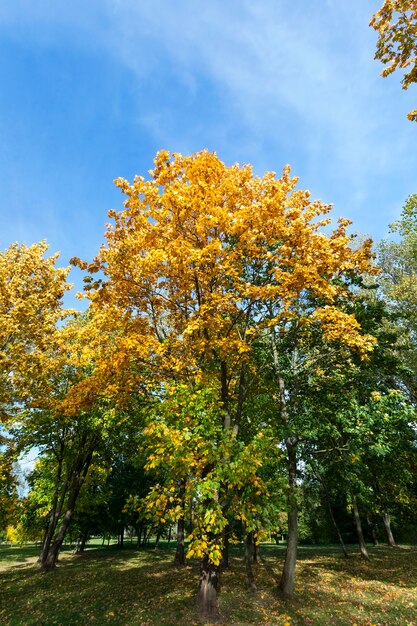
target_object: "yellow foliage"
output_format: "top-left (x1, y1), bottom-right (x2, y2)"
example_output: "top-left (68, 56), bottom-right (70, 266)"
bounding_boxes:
top-left (70, 150), bottom-right (376, 408)
top-left (0, 241), bottom-right (72, 416)
top-left (5, 525), bottom-right (19, 543)
top-left (371, 1), bottom-right (417, 121)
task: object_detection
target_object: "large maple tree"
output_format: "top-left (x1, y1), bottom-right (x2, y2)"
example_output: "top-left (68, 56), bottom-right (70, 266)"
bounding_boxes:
top-left (73, 150), bottom-right (377, 614)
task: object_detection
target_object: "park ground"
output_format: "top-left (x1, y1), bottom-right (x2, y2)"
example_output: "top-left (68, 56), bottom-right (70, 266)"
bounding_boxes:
top-left (0, 542), bottom-right (416, 625)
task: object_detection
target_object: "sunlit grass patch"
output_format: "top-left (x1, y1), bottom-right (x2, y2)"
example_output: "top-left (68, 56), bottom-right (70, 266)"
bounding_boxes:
top-left (0, 543), bottom-right (416, 625)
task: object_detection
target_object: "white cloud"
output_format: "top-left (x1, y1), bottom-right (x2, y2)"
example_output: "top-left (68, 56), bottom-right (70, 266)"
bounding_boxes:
top-left (1, 0), bottom-right (416, 236)
top-left (90, 1), bottom-right (415, 193)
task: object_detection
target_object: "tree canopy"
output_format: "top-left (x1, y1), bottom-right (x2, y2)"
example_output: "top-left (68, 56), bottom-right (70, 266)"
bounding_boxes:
top-left (2, 151), bottom-right (416, 620)
top-left (371, 1), bottom-right (417, 121)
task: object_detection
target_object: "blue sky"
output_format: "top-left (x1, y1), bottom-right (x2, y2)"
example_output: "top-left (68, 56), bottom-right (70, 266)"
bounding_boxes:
top-left (1, 0), bottom-right (416, 305)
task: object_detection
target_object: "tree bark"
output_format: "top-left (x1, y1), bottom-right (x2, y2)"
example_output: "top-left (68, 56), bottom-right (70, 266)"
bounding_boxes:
top-left (221, 528), bottom-right (229, 570)
top-left (41, 493), bottom-right (79, 571)
top-left (313, 468), bottom-right (349, 558)
top-left (79, 528), bottom-right (88, 553)
top-left (382, 512), bottom-right (396, 547)
top-left (328, 501), bottom-right (349, 558)
top-left (253, 539), bottom-right (261, 563)
top-left (366, 513), bottom-right (379, 546)
top-left (40, 447), bottom-right (94, 572)
top-left (137, 524), bottom-right (142, 547)
top-left (244, 531), bottom-right (257, 591)
top-left (270, 331), bottom-right (300, 598)
top-left (352, 494), bottom-right (369, 560)
top-left (279, 439), bottom-right (298, 597)
top-left (39, 451), bottom-right (69, 565)
top-left (174, 482), bottom-right (186, 565)
top-left (197, 555), bottom-right (220, 621)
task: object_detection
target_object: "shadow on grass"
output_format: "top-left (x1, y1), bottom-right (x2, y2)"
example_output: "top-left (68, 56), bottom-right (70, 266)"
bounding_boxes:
top-left (294, 544), bottom-right (417, 589)
top-left (0, 546), bottom-right (201, 626)
top-left (0, 544), bottom-right (42, 567)
top-left (1, 544), bottom-right (416, 625)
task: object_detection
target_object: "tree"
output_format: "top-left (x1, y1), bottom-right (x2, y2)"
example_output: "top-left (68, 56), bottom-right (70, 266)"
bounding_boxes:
top-left (0, 241), bottom-right (71, 420)
top-left (377, 195), bottom-right (417, 399)
top-left (370, 1), bottom-right (417, 121)
top-left (0, 438), bottom-right (19, 537)
top-left (74, 150), bottom-right (376, 612)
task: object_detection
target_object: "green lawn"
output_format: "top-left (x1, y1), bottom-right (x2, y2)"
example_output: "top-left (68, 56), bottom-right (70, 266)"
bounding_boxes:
top-left (0, 542), bottom-right (416, 625)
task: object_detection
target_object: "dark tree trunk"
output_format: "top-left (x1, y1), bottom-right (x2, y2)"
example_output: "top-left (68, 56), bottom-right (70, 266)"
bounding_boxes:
top-left (119, 526), bottom-right (124, 549)
top-left (315, 470), bottom-right (349, 558)
top-left (74, 528), bottom-right (89, 554)
top-left (352, 494), bottom-right (369, 560)
top-left (142, 527), bottom-right (150, 546)
top-left (73, 538), bottom-right (80, 554)
top-left (279, 439), bottom-right (298, 597)
top-left (197, 555), bottom-right (220, 621)
top-left (253, 539), bottom-right (261, 563)
top-left (244, 531), bottom-right (257, 591)
top-left (382, 512), bottom-right (396, 547)
top-left (174, 516), bottom-right (185, 565)
top-left (366, 513), bottom-right (379, 546)
top-left (174, 481), bottom-right (186, 565)
top-left (221, 529), bottom-right (229, 570)
top-left (328, 501), bottom-right (349, 558)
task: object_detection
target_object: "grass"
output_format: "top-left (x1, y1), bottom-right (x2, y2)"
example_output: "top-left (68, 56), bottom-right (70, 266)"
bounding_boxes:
top-left (0, 541), bottom-right (416, 625)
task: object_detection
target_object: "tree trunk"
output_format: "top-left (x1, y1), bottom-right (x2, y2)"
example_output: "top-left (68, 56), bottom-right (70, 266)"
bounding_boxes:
top-left (279, 440), bottom-right (298, 597)
top-left (244, 531), bottom-right (257, 591)
top-left (40, 448), bottom-right (93, 572)
top-left (328, 501), bottom-right (349, 558)
top-left (197, 555), bottom-right (220, 621)
top-left (41, 498), bottom-right (78, 571)
top-left (366, 513), bottom-right (379, 546)
top-left (74, 527), bottom-right (89, 554)
top-left (315, 470), bottom-right (349, 558)
top-left (221, 528), bottom-right (229, 570)
top-left (253, 539), bottom-right (261, 563)
top-left (142, 527), bottom-right (150, 547)
top-left (270, 334), bottom-right (299, 597)
top-left (80, 529), bottom-right (88, 552)
top-left (174, 516), bottom-right (185, 565)
top-left (39, 455), bottom-right (70, 565)
top-left (73, 538), bottom-right (81, 554)
top-left (352, 494), bottom-right (369, 560)
top-left (382, 512), bottom-right (396, 547)
top-left (174, 481), bottom-right (186, 564)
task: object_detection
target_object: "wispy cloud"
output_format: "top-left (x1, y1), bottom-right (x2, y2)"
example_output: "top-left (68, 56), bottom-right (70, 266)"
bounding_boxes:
top-left (1, 0), bottom-right (416, 239)
top-left (92, 1), bottom-right (416, 217)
